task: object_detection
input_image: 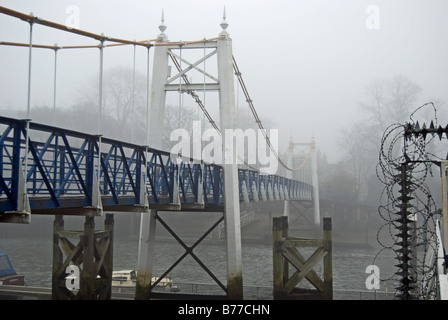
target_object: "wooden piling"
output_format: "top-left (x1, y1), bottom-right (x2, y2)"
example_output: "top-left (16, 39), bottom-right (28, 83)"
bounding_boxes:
top-left (51, 214), bottom-right (114, 300)
top-left (273, 216), bottom-right (333, 300)
top-left (323, 217), bottom-right (333, 300)
top-left (52, 215), bottom-right (64, 299)
top-left (272, 216), bottom-right (287, 300)
top-left (103, 214), bottom-right (114, 300)
top-left (80, 216), bottom-right (95, 299)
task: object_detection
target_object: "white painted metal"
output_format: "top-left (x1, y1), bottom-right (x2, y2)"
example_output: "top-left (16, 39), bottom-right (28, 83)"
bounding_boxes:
top-left (135, 15), bottom-right (169, 298)
top-left (148, 32), bottom-right (169, 151)
top-left (441, 161), bottom-right (448, 252)
top-left (92, 39), bottom-right (105, 215)
top-left (217, 16), bottom-right (243, 298)
top-left (196, 163), bottom-right (205, 206)
top-left (136, 11), bottom-right (245, 298)
top-left (15, 162), bottom-right (31, 222)
top-left (279, 183), bottom-right (284, 200)
top-left (166, 49), bottom-right (218, 84)
top-left (260, 180), bottom-right (267, 201)
top-left (274, 183), bottom-right (280, 199)
top-left (241, 180), bottom-right (249, 203)
top-left (267, 182), bottom-right (273, 199)
top-left (24, 19), bottom-right (33, 195)
top-left (310, 138), bottom-right (321, 226)
top-left (52, 46), bottom-right (59, 126)
top-left (436, 221), bottom-right (448, 299)
top-left (162, 42), bottom-right (218, 50)
top-left (283, 138), bottom-right (294, 217)
top-left (136, 209), bottom-right (157, 297)
top-left (252, 181), bottom-right (259, 202)
top-left (165, 83), bottom-right (220, 91)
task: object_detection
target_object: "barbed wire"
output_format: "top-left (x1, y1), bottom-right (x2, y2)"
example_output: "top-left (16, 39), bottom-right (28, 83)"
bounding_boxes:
top-left (375, 102), bottom-right (444, 299)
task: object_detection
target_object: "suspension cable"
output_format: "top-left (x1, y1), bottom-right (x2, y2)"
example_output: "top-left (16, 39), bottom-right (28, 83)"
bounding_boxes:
top-left (0, 6), bottom-right (151, 47)
top-left (168, 52), bottom-right (219, 132)
top-left (168, 50), bottom-right (312, 173)
top-left (232, 56), bottom-right (310, 172)
top-left (0, 5), bottom-right (312, 174)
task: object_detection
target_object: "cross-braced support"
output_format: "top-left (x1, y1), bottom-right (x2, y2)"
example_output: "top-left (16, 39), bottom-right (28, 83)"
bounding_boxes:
top-left (52, 214), bottom-right (114, 300)
top-left (273, 216), bottom-right (332, 300)
top-left (136, 12), bottom-right (243, 299)
top-left (135, 209), bottom-right (228, 300)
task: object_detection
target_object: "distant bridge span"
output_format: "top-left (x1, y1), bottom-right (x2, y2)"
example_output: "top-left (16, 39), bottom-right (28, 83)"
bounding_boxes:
top-left (0, 115), bottom-right (313, 222)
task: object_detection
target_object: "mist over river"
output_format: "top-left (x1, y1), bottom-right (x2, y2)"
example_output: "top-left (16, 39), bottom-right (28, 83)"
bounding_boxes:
top-left (0, 230), bottom-right (397, 299)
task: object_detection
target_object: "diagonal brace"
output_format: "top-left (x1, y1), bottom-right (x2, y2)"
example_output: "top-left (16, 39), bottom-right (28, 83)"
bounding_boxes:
top-left (167, 49), bottom-right (218, 84)
top-left (283, 246), bottom-right (327, 293)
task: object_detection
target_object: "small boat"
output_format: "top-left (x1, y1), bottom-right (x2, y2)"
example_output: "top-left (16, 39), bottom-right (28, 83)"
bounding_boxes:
top-left (112, 269), bottom-right (177, 292)
top-left (0, 251), bottom-right (25, 286)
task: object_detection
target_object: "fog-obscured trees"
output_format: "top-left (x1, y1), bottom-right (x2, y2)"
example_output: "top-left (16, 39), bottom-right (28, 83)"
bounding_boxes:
top-left (336, 75), bottom-right (424, 204)
top-left (20, 67), bottom-right (209, 151)
top-left (74, 66), bottom-right (148, 144)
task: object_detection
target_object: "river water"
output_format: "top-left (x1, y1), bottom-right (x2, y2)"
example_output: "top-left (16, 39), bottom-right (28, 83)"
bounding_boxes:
top-left (0, 232), bottom-right (398, 300)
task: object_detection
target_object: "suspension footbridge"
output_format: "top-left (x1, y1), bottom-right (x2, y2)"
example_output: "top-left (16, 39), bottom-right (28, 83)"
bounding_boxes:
top-left (0, 6), bottom-right (322, 300)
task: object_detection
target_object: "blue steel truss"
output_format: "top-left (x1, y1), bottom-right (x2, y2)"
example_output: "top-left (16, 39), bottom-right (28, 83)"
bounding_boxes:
top-left (0, 116), bottom-right (312, 218)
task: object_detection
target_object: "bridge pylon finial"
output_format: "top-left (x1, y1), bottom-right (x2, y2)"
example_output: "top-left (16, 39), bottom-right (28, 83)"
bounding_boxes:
top-left (158, 10), bottom-right (168, 40)
top-left (220, 6), bottom-right (229, 36)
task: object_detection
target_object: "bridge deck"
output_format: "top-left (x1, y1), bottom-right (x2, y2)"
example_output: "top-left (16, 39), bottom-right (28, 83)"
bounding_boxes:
top-left (0, 116), bottom-right (312, 222)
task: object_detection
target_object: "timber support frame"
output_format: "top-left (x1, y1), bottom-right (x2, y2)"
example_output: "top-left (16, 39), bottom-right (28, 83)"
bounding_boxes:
top-left (52, 213), bottom-right (114, 300)
top-left (273, 216), bottom-right (332, 300)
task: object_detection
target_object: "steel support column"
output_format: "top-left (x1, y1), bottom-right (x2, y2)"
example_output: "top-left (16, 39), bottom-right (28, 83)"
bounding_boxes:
top-left (283, 138), bottom-right (294, 218)
top-left (135, 19), bottom-right (168, 298)
top-left (135, 209), bottom-right (156, 300)
top-left (310, 139), bottom-right (320, 226)
top-left (217, 18), bottom-right (243, 300)
top-left (441, 161), bottom-right (448, 252)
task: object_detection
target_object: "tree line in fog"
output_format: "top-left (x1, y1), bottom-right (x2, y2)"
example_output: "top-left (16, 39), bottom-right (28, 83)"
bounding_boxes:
top-left (11, 67), bottom-right (447, 209)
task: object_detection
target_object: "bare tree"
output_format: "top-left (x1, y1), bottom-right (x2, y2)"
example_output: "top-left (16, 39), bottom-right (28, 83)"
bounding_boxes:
top-left (102, 66), bottom-right (147, 142)
top-left (74, 66), bottom-right (148, 143)
top-left (337, 123), bottom-right (374, 201)
top-left (339, 75), bottom-right (423, 203)
top-left (359, 75), bottom-right (422, 133)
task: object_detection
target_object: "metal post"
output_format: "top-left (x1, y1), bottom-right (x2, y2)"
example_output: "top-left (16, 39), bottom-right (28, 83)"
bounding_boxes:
top-left (98, 39), bottom-right (104, 136)
top-left (26, 19), bottom-right (33, 120)
top-left (283, 138), bottom-right (293, 218)
top-left (217, 12), bottom-right (243, 299)
top-left (135, 209), bottom-right (157, 299)
top-left (441, 161), bottom-right (448, 252)
top-left (131, 43), bottom-right (136, 144)
top-left (93, 39), bottom-right (105, 213)
top-left (311, 138), bottom-right (321, 226)
top-left (24, 18), bottom-right (34, 194)
top-left (135, 16), bottom-right (168, 299)
top-left (53, 45), bottom-right (59, 126)
top-left (147, 16), bottom-right (169, 151)
top-left (410, 210), bottom-right (418, 290)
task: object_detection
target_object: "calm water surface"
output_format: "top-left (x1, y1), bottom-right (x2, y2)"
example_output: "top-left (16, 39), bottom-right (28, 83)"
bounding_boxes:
top-left (0, 234), bottom-right (398, 299)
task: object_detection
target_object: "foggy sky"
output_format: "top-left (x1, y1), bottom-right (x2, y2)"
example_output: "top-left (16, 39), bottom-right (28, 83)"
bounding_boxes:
top-left (0, 0), bottom-right (447, 162)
